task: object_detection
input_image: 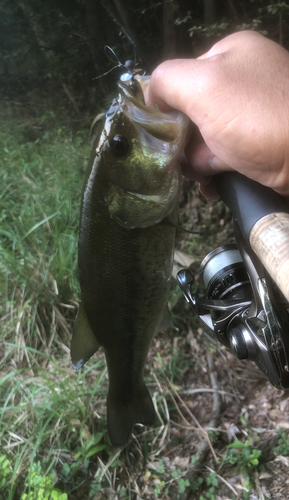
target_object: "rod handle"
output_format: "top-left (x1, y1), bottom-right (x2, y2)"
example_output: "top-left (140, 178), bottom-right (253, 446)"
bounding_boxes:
top-left (250, 212), bottom-right (289, 301)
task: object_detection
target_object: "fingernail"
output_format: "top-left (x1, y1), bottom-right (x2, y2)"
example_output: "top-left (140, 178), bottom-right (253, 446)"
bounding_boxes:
top-left (209, 156), bottom-right (229, 172)
top-left (198, 183), bottom-right (220, 200)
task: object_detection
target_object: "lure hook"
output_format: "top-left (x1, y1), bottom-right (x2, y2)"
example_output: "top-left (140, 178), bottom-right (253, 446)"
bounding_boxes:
top-left (93, 46), bottom-right (144, 81)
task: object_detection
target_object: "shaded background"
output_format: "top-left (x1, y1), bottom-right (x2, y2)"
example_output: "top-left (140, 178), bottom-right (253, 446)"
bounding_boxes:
top-left (1, 0), bottom-right (289, 112)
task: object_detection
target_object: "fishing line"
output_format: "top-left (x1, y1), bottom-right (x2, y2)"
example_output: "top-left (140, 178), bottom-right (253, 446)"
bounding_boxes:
top-left (104, 45), bottom-right (122, 65)
top-left (99, 0), bottom-right (151, 71)
top-left (93, 45), bottom-right (144, 81)
top-left (93, 46), bottom-right (123, 80)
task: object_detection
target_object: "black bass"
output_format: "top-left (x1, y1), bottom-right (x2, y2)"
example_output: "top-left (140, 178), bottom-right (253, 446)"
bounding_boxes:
top-left (71, 75), bottom-right (188, 448)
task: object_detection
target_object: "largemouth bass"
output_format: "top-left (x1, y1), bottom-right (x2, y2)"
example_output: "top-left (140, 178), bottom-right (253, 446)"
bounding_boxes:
top-left (71, 75), bottom-right (189, 448)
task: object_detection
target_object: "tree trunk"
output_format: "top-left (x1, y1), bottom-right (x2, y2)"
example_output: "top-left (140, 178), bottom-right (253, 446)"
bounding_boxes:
top-left (84, 0), bottom-right (109, 95)
top-left (110, 0), bottom-right (151, 69)
top-left (19, 1), bottom-right (80, 112)
top-left (85, 0), bottom-right (108, 62)
top-left (163, 0), bottom-right (177, 59)
top-left (204, 0), bottom-right (216, 25)
top-left (18, 1), bottom-right (53, 61)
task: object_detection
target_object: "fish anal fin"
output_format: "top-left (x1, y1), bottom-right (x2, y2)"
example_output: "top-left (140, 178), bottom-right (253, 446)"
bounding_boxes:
top-left (107, 385), bottom-right (156, 449)
top-left (71, 302), bottom-right (100, 369)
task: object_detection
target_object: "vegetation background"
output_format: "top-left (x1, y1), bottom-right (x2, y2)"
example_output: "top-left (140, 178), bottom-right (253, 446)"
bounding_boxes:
top-left (2, 1), bottom-right (289, 499)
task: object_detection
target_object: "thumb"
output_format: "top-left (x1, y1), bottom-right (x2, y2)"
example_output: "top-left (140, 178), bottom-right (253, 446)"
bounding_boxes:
top-left (147, 59), bottom-right (212, 126)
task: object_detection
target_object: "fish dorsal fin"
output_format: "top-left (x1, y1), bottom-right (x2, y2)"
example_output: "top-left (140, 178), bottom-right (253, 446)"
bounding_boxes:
top-left (71, 302), bottom-right (100, 369)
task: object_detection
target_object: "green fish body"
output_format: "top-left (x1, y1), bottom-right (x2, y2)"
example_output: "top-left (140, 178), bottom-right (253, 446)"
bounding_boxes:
top-left (71, 76), bottom-right (188, 448)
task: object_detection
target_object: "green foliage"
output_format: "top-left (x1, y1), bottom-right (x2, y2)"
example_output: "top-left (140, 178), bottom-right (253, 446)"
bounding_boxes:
top-left (189, 471), bottom-right (219, 500)
top-left (156, 342), bottom-right (190, 383)
top-left (261, 1), bottom-right (289, 15)
top-left (59, 431), bottom-right (110, 492)
top-left (0, 456), bottom-right (67, 500)
top-left (0, 0), bottom-right (90, 88)
top-left (1, 0), bottom-right (289, 112)
top-left (224, 440), bottom-right (263, 492)
top-left (1, 109), bottom-right (88, 354)
top-left (156, 459), bottom-right (165, 474)
top-left (147, 459), bottom-right (220, 500)
top-left (0, 356), bottom-right (109, 497)
top-left (1, 114), bottom-right (110, 493)
top-left (0, 455), bottom-right (11, 489)
top-left (190, 476), bottom-right (204, 491)
top-left (170, 469), bottom-right (191, 498)
top-left (205, 472), bottom-right (218, 499)
top-left (22, 462), bottom-right (67, 500)
top-left (274, 428), bottom-right (289, 456)
top-left (188, 22), bottom-right (230, 39)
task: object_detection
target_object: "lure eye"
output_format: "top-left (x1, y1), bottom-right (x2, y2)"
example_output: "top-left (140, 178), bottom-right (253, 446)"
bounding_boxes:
top-left (109, 135), bottom-right (130, 156)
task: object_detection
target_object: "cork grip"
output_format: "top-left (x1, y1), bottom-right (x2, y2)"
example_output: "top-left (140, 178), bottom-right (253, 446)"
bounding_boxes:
top-left (250, 212), bottom-right (289, 302)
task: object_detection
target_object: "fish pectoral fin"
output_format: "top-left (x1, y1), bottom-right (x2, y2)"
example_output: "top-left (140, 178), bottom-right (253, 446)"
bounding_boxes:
top-left (71, 302), bottom-right (100, 369)
top-left (107, 385), bottom-right (156, 449)
top-left (158, 305), bottom-right (173, 332)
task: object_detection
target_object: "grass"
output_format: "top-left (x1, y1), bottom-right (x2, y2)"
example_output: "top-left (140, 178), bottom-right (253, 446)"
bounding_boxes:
top-left (0, 353), bottom-right (109, 499)
top-left (1, 101), bottom-right (288, 500)
top-left (0, 106), bottom-right (97, 498)
top-left (1, 110), bottom-right (86, 356)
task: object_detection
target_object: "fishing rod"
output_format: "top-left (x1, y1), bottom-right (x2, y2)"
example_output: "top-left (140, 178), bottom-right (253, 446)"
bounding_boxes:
top-left (99, 0), bottom-right (151, 72)
top-left (177, 172), bottom-right (289, 390)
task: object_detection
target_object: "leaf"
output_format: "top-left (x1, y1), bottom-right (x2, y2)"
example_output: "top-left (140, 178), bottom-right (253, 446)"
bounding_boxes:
top-left (21, 212), bottom-right (59, 240)
top-left (90, 432), bottom-right (105, 446)
top-left (86, 444), bottom-right (108, 458)
top-left (251, 427), bottom-right (266, 433)
top-left (227, 440), bottom-right (246, 449)
top-left (2, 459), bottom-right (10, 470)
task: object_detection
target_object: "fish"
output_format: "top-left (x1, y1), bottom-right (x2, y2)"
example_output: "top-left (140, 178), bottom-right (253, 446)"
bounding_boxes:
top-left (71, 75), bottom-right (189, 448)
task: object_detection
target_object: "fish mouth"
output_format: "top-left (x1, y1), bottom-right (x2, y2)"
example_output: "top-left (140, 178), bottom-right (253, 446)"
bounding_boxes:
top-left (118, 78), bottom-right (189, 145)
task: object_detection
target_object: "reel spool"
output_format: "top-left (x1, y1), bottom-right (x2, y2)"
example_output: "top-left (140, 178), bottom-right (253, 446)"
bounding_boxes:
top-left (199, 243), bottom-right (251, 301)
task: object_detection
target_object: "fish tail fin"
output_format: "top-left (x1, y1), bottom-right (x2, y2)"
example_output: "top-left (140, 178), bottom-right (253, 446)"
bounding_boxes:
top-left (107, 384), bottom-right (156, 449)
top-left (71, 302), bottom-right (100, 369)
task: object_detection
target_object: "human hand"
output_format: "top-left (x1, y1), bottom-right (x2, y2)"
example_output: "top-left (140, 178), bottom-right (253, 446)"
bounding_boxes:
top-left (147, 31), bottom-right (289, 198)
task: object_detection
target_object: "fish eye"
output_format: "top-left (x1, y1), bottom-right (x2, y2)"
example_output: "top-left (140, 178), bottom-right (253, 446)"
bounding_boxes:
top-left (109, 135), bottom-right (130, 156)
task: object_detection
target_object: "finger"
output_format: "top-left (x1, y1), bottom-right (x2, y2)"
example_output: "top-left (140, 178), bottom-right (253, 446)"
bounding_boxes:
top-left (185, 140), bottom-right (233, 176)
top-left (179, 124), bottom-right (215, 183)
top-left (199, 181), bottom-right (220, 200)
top-left (147, 58), bottom-right (211, 122)
top-left (179, 151), bottom-right (212, 185)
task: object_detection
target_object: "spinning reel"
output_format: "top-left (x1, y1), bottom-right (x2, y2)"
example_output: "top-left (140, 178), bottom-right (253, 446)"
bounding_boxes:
top-left (177, 172), bottom-right (289, 389)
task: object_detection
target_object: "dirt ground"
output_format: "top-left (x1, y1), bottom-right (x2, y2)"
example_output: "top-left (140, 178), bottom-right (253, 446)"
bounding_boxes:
top-left (145, 322), bottom-right (289, 500)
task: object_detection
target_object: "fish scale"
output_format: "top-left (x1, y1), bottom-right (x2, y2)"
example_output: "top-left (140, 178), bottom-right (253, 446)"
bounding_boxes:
top-left (71, 76), bottom-right (189, 448)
